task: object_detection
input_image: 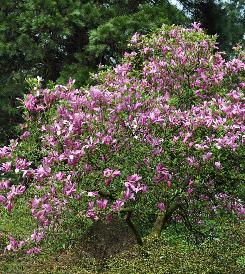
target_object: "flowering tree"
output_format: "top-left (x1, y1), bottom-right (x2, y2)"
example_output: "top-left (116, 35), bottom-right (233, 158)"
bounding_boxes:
top-left (0, 24), bottom-right (244, 253)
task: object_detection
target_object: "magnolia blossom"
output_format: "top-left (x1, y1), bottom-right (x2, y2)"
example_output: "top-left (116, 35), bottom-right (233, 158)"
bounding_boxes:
top-left (96, 199), bottom-right (108, 209)
top-left (31, 230), bottom-right (44, 243)
top-left (157, 202), bottom-right (166, 212)
top-left (0, 162), bottom-right (11, 173)
top-left (26, 247), bottom-right (42, 255)
top-left (112, 200), bottom-right (124, 212)
top-left (215, 161), bottom-right (222, 169)
top-left (20, 131), bottom-right (31, 140)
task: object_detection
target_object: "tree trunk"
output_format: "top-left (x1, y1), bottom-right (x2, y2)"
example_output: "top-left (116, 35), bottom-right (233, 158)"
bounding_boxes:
top-left (150, 201), bottom-right (180, 239)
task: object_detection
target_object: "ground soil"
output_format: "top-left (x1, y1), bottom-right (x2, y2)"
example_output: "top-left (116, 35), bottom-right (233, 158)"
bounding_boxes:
top-left (79, 217), bottom-right (138, 261)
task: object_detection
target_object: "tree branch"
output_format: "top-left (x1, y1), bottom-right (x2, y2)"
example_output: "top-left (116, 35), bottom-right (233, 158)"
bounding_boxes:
top-left (150, 201), bottom-right (180, 239)
top-left (124, 210), bottom-right (143, 246)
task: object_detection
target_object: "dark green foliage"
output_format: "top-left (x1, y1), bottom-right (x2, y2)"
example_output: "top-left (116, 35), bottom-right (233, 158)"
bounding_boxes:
top-left (179, 0), bottom-right (245, 54)
top-left (0, 0), bottom-right (187, 145)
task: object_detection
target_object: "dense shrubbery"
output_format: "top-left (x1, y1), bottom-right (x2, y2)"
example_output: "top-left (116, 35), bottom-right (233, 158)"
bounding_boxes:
top-left (0, 24), bottom-right (244, 254)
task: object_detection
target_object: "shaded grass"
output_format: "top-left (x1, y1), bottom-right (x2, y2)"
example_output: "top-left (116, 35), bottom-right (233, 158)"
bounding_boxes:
top-left (1, 220), bottom-right (244, 274)
top-left (0, 197), bottom-right (34, 238)
top-left (0, 196), bottom-right (244, 273)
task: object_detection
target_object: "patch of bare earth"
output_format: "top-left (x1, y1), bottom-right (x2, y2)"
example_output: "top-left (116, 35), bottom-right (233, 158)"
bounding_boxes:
top-left (79, 217), bottom-right (138, 260)
top-left (0, 217), bottom-right (139, 273)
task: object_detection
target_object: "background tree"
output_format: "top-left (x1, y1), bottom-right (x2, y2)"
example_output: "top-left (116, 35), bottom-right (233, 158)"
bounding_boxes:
top-left (178, 0), bottom-right (245, 53)
top-left (0, 0), bottom-right (187, 145)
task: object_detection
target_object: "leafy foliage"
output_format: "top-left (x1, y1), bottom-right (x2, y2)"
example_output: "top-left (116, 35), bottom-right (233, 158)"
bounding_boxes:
top-left (0, 0), bottom-right (187, 145)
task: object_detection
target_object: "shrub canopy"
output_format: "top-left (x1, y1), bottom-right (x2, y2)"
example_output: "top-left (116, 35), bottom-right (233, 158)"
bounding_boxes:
top-left (0, 24), bottom-right (244, 253)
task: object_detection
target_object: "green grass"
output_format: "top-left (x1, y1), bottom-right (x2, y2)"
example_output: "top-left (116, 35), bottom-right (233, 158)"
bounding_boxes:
top-left (0, 196), bottom-right (35, 239)
top-left (1, 199), bottom-right (244, 274)
top-left (1, 222), bottom-right (244, 274)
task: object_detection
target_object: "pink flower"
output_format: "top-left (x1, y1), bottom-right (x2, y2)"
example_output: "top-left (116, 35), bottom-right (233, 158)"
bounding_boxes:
top-left (15, 158), bottom-right (31, 173)
top-left (203, 152), bottom-right (213, 162)
top-left (75, 194), bottom-right (81, 200)
top-left (7, 185), bottom-right (26, 200)
top-left (227, 89), bottom-right (242, 100)
top-left (112, 170), bottom-right (121, 177)
top-left (55, 172), bottom-right (65, 181)
top-left (157, 203), bottom-right (166, 211)
top-left (86, 210), bottom-right (99, 220)
top-left (5, 237), bottom-right (18, 251)
top-left (35, 185), bottom-right (44, 190)
top-left (131, 32), bottom-right (140, 44)
top-left (96, 199), bottom-right (108, 209)
top-left (5, 236), bottom-right (25, 251)
top-left (50, 186), bottom-right (56, 194)
top-left (31, 230), bottom-right (44, 243)
top-left (35, 166), bottom-right (51, 181)
top-left (6, 202), bottom-right (13, 212)
top-left (238, 207), bottom-right (245, 215)
top-left (42, 203), bottom-right (52, 213)
top-left (0, 146), bottom-right (12, 159)
top-left (155, 164), bottom-right (171, 182)
top-left (63, 182), bottom-right (76, 196)
top-left (24, 94), bottom-right (37, 111)
top-left (88, 201), bottom-right (95, 210)
top-left (187, 188), bottom-right (193, 194)
top-left (103, 168), bottom-right (121, 185)
top-left (87, 191), bottom-right (98, 197)
top-left (192, 22), bottom-right (202, 30)
top-left (123, 189), bottom-right (135, 200)
top-left (102, 135), bottom-right (113, 145)
top-left (0, 180), bottom-right (11, 190)
top-left (20, 131), bottom-right (31, 140)
top-left (187, 157), bottom-right (195, 166)
top-left (112, 200), bottom-right (124, 212)
top-left (167, 181), bottom-right (172, 188)
top-left (0, 162), bottom-right (12, 173)
top-left (140, 184), bottom-right (148, 193)
top-left (215, 161), bottom-right (222, 169)
top-left (103, 168), bottom-right (113, 177)
top-left (106, 214), bottom-right (113, 222)
top-left (143, 47), bottom-right (151, 54)
top-left (0, 195), bottom-right (6, 204)
top-left (83, 164), bottom-right (93, 173)
top-left (26, 247), bottom-right (42, 255)
top-left (127, 174), bottom-right (142, 183)
top-left (22, 169), bottom-right (34, 178)
top-left (31, 197), bottom-right (42, 208)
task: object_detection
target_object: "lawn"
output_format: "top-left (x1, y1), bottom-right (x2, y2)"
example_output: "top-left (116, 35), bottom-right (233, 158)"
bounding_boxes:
top-left (1, 202), bottom-right (244, 274)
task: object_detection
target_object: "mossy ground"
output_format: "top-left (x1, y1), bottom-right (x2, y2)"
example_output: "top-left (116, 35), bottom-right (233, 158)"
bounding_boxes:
top-left (1, 223), bottom-right (245, 273)
top-left (0, 198), bottom-right (244, 273)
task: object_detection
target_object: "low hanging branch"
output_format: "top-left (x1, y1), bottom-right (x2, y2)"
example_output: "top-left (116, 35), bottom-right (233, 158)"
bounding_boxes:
top-left (121, 208), bottom-right (143, 246)
top-left (125, 211), bottom-right (143, 246)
